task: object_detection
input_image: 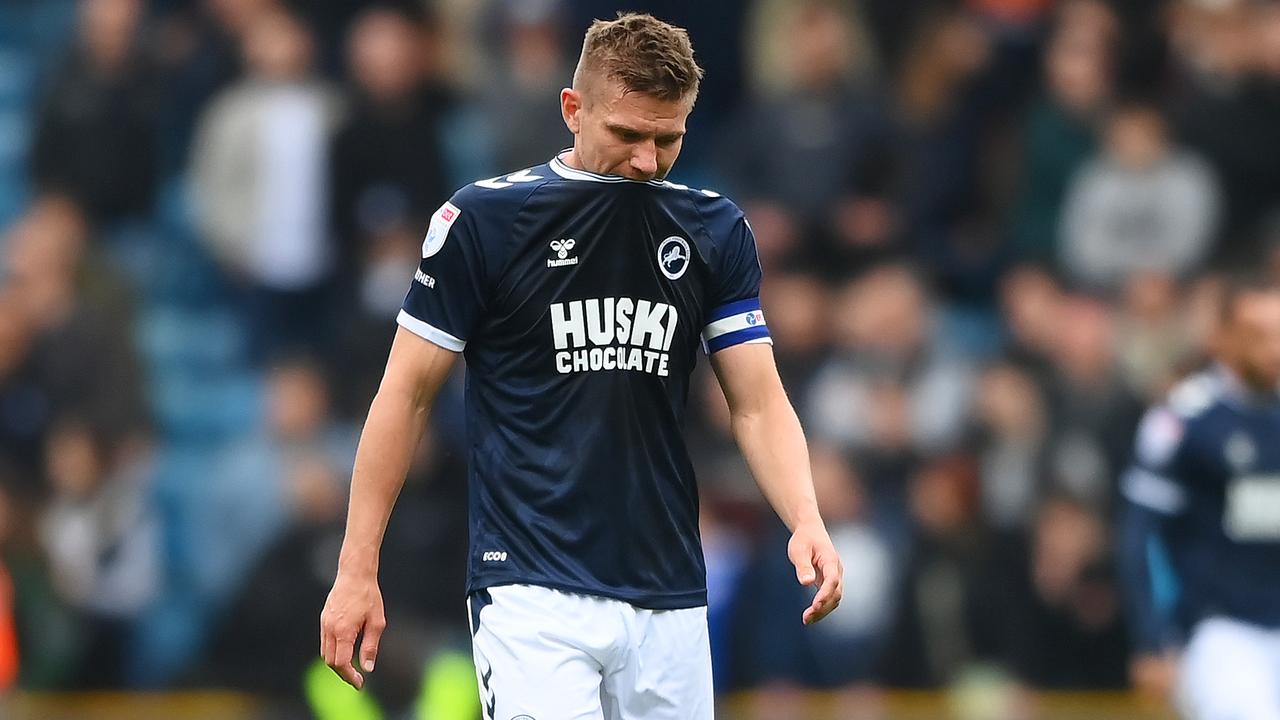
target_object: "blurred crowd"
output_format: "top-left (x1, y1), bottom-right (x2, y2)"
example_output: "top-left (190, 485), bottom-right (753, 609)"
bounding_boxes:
top-left (2, 0), bottom-right (1280, 716)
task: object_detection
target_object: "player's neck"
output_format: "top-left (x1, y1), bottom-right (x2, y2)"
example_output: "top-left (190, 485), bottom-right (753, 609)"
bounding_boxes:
top-left (1219, 361), bottom-right (1280, 401)
top-left (560, 149), bottom-right (590, 173)
top-left (560, 148), bottom-right (619, 178)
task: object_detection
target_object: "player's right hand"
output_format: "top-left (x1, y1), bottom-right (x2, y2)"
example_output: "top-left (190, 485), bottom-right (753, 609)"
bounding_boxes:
top-left (320, 570), bottom-right (386, 690)
top-left (788, 521), bottom-right (844, 625)
top-left (1129, 653), bottom-right (1177, 704)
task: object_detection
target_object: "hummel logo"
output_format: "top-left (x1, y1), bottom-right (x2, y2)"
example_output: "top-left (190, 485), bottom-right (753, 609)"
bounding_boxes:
top-left (547, 238), bottom-right (579, 268)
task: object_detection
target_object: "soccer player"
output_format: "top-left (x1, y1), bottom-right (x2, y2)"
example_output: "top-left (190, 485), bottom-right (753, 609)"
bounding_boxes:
top-left (1120, 279), bottom-right (1280, 720)
top-left (319, 13), bottom-right (844, 718)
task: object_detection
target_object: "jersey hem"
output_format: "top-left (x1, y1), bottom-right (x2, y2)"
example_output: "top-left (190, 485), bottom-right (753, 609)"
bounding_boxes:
top-left (468, 578), bottom-right (708, 610)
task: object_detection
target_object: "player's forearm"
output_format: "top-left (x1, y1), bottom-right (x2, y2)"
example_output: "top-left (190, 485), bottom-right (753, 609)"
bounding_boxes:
top-left (337, 388), bottom-right (430, 577)
top-left (730, 388), bottom-right (823, 532)
top-left (1117, 500), bottom-right (1172, 653)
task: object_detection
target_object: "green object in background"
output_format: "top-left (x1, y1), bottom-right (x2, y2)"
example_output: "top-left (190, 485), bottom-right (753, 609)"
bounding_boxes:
top-left (947, 664), bottom-right (1018, 720)
top-left (304, 657), bottom-right (383, 720)
top-left (415, 650), bottom-right (480, 720)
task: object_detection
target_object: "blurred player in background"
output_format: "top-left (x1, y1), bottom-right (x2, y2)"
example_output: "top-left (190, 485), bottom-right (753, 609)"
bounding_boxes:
top-left (1120, 278), bottom-right (1280, 720)
top-left (320, 12), bottom-right (843, 719)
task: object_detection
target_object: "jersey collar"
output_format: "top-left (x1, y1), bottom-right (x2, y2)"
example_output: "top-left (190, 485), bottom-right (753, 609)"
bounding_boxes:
top-left (549, 150), bottom-right (667, 186)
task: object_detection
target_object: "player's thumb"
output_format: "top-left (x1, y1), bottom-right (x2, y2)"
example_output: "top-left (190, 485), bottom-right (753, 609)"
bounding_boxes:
top-left (790, 543), bottom-right (816, 586)
top-left (359, 619), bottom-right (385, 673)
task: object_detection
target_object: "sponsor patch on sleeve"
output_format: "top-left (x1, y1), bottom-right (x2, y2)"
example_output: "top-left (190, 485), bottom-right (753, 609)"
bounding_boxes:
top-left (422, 201), bottom-right (461, 258)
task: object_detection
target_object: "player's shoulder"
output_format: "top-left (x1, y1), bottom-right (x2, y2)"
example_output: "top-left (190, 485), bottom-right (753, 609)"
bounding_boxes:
top-left (1133, 370), bottom-right (1228, 469)
top-left (416, 165), bottom-right (556, 259)
top-left (1163, 368), bottom-right (1226, 421)
top-left (430, 164), bottom-right (560, 251)
top-left (660, 178), bottom-right (741, 214)
top-left (449, 163), bottom-right (559, 211)
top-left (654, 179), bottom-right (749, 243)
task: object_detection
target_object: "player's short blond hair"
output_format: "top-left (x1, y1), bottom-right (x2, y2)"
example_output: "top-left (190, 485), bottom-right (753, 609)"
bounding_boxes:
top-left (573, 12), bottom-right (704, 104)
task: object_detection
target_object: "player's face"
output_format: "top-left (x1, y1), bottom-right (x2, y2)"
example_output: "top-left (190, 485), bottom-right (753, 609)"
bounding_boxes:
top-left (562, 79), bottom-right (690, 181)
top-left (1224, 292), bottom-right (1280, 390)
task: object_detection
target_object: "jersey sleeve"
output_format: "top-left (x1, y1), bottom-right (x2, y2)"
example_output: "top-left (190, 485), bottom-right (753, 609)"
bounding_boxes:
top-left (398, 196), bottom-right (489, 351)
top-left (701, 211), bottom-right (772, 354)
top-left (1120, 406), bottom-right (1190, 516)
top-left (1117, 405), bottom-right (1190, 653)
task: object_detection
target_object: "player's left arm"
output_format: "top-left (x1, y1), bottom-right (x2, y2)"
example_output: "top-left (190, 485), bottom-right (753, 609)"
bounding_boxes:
top-left (1116, 404), bottom-right (1191, 701)
top-left (711, 342), bottom-right (843, 625)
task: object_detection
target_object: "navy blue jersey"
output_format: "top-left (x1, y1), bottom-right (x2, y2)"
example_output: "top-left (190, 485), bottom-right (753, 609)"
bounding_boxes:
top-left (1120, 366), bottom-right (1280, 650)
top-left (398, 153), bottom-right (771, 609)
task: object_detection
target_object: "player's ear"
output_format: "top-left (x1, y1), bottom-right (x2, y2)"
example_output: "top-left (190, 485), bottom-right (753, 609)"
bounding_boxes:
top-left (562, 87), bottom-right (583, 134)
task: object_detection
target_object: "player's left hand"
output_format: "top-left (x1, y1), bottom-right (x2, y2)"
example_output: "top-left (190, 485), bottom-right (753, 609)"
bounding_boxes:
top-left (788, 522), bottom-right (843, 625)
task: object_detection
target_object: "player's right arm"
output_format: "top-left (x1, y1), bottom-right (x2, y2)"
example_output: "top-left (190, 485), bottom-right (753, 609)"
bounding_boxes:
top-left (321, 328), bottom-right (459, 689)
top-left (1117, 401), bottom-right (1194, 701)
top-left (321, 185), bottom-right (499, 690)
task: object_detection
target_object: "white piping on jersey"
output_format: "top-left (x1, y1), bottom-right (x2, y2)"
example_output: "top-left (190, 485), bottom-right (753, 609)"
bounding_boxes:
top-left (397, 310), bottom-right (466, 352)
top-left (547, 151), bottom-right (726, 198)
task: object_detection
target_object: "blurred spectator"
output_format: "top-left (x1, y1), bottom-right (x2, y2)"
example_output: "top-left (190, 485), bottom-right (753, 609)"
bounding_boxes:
top-left (721, 1), bottom-right (892, 275)
top-left (201, 357), bottom-right (357, 610)
top-left (890, 9), bottom-right (995, 268)
top-left (1041, 297), bottom-right (1142, 509)
top-left (477, 0), bottom-right (573, 171)
top-left (37, 419), bottom-right (159, 688)
top-left (0, 292), bottom-right (48, 484)
top-left (806, 265), bottom-right (974, 460)
top-left (760, 272), bottom-right (831, 394)
top-left (1171, 0), bottom-right (1280, 266)
top-left (973, 362), bottom-right (1050, 533)
top-left (2, 196), bottom-right (148, 453)
top-left (152, 0), bottom-right (283, 174)
top-left (1060, 102), bottom-right (1219, 291)
top-left (370, 423), bottom-right (472, 710)
top-left (1, 463), bottom-right (80, 690)
top-left (206, 410), bottom-right (461, 713)
top-left (190, 8), bottom-right (344, 362)
top-left (1115, 272), bottom-right (1198, 401)
top-left (1010, 496), bottom-right (1128, 688)
top-left (1010, 5), bottom-right (1116, 264)
top-left (200, 357), bottom-right (353, 694)
top-left (734, 447), bottom-right (892, 705)
top-left (878, 454), bottom-right (1017, 687)
top-left (331, 5), bottom-right (451, 262)
top-left (31, 0), bottom-right (160, 225)
top-left (1179, 274), bottom-right (1226, 361)
top-left (701, 500), bottom-right (751, 694)
top-left (328, 6), bottom-right (454, 412)
top-left (999, 265), bottom-right (1065, 384)
top-left (686, 368), bottom-right (755, 504)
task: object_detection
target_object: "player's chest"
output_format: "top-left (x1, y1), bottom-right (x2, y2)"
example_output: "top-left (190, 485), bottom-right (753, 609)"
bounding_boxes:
top-left (480, 224), bottom-right (713, 371)
top-left (493, 198), bottom-right (709, 307)
top-left (1191, 415), bottom-right (1280, 543)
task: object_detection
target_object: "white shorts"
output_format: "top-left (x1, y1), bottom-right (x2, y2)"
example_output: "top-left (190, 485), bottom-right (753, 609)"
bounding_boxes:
top-left (468, 584), bottom-right (714, 720)
top-left (1178, 617), bottom-right (1280, 720)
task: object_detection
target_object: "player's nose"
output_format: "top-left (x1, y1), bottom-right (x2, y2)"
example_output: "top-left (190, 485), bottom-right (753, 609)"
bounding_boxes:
top-left (630, 144), bottom-right (658, 178)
